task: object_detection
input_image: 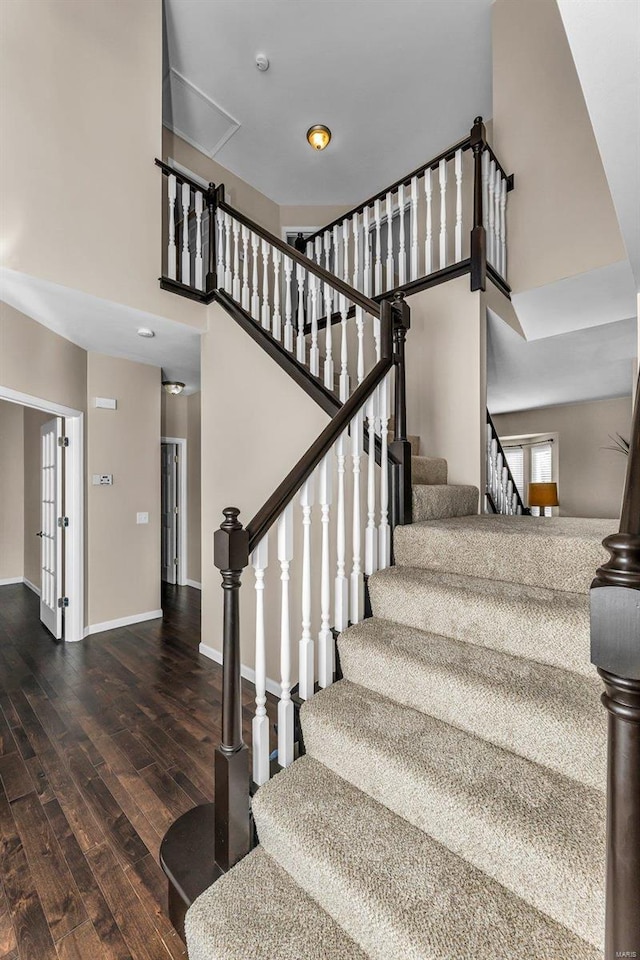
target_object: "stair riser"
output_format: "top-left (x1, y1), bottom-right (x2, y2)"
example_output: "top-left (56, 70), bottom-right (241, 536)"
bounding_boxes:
top-left (412, 484), bottom-right (479, 521)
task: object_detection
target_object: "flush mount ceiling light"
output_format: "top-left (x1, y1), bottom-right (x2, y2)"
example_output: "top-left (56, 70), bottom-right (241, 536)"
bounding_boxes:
top-left (162, 381), bottom-right (185, 396)
top-left (307, 125), bottom-right (331, 151)
top-left (137, 327), bottom-right (155, 338)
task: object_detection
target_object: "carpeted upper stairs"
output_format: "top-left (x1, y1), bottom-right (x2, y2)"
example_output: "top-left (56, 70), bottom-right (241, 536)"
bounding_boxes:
top-left (186, 457), bottom-right (613, 960)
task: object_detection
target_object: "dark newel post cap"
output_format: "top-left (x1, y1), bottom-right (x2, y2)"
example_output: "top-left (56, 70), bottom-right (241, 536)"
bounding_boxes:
top-left (214, 508), bottom-right (250, 571)
top-left (470, 116), bottom-right (486, 150)
top-left (391, 291), bottom-right (411, 331)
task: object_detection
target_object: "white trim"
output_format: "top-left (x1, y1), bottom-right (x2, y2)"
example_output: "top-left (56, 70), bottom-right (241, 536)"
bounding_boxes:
top-left (185, 579), bottom-right (202, 590)
top-left (0, 385), bottom-right (84, 642)
top-left (199, 643), bottom-right (281, 698)
top-left (85, 609), bottom-right (163, 637)
top-left (23, 577), bottom-right (41, 597)
top-left (161, 437), bottom-right (188, 586)
top-left (0, 577), bottom-right (23, 586)
top-left (163, 69), bottom-right (241, 159)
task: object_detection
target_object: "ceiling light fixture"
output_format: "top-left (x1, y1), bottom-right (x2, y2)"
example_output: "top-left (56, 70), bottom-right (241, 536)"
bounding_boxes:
top-left (162, 381), bottom-right (185, 396)
top-left (137, 327), bottom-right (155, 338)
top-left (307, 125), bottom-right (331, 151)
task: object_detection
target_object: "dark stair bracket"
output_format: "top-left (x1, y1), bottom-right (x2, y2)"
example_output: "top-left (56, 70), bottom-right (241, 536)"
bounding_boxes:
top-left (160, 802), bottom-right (221, 940)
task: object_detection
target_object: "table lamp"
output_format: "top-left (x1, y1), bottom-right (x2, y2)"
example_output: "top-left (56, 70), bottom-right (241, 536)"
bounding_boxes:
top-left (528, 482), bottom-right (559, 517)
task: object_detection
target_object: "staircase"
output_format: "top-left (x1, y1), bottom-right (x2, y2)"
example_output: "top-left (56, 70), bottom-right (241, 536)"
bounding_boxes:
top-left (154, 115), bottom-right (640, 959)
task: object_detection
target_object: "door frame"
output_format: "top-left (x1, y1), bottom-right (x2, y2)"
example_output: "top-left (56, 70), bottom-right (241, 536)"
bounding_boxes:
top-left (0, 386), bottom-right (84, 642)
top-left (161, 436), bottom-right (188, 587)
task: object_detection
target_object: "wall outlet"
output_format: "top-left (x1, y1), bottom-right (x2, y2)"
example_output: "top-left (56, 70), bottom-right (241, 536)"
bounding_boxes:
top-left (136, 512), bottom-right (149, 524)
top-left (94, 397), bottom-right (117, 409)
top-left (92, 474), bottom-right (113, 485)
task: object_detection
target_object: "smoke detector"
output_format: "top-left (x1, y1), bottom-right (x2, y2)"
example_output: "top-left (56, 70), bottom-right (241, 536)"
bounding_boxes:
top-left (255, 53), bottom-right (270, 72)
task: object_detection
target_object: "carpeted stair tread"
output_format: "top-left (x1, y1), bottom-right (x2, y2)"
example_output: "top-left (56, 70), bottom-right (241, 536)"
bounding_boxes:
top-left (185, 847), bottom-right (369, 960)
top-left (301, 680), bottom-right (605, 948)
top-left (369, 565), bottom-right (591, 677)
top-left (394, 514), bottom-right (614, 592)
top-left (252, 756), bottom-right (602, 960)
top-left (411, 456), bottom-right (447, 485)
top-left (338, 617), bottom-right (605, 790)
top-left (412, 484), bottom-right (479, 521)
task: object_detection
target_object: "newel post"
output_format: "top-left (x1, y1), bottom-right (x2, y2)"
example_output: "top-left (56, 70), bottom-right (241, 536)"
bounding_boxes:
top-left (213, 507), bottom-right (251, 872)
top-left (470, 116), bottom-right (487, 293)
top-left (389, 292), bottom-right (412, 526)
top-left (590, 376), bottom-right (640, 960)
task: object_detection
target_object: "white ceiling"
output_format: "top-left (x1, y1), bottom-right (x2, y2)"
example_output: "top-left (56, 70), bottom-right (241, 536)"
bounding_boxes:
top-left (0, 269), bottom-right (202, 394)
top-left (487, 311), bottom-right (637, 415)
top-left (558, 0), bottom-right (640, 291)
top-left (163, 0), bottom-right (493, 205)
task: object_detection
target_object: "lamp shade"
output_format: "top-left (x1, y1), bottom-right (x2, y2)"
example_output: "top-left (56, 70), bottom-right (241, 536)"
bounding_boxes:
top-left (528, 482), bottom-right (559, 508)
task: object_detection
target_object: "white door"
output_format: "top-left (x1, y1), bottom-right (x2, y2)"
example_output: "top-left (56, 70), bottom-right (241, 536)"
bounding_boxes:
top-left (39, 418), bottom-right (64, 639)
top-left (161, 442), bottom-right (178, 583)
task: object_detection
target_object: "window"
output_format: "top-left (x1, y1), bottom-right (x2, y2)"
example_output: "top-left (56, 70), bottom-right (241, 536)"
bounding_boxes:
top-left (504, 446), bottom-right (524, 495)
top-left (531, 442), bottom-right (553, 484)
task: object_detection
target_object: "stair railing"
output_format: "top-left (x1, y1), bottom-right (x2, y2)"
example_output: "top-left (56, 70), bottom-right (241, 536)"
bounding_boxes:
top-left (590, 372), bottom-right (640, 960)
top-left (302, 116), bottom-right (512, 301)
top-left (486, 410), bottom-right (529, 515)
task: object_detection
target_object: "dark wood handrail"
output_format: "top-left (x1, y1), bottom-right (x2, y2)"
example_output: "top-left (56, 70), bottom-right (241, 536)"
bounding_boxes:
top-left (486, 410), bottom-right (529, 515)
top-left (247, 301), bottom-right (394, 552)
top-left (217, 200), bottom-right (381, 320)
top-left (620, 372), bottom-right (640, 537)
top-left (155, 157), bottom-right (212, 196)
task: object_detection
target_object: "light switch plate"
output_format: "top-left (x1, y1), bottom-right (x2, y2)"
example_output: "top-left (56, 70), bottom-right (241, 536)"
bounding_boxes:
top-left (92, 474), bottom-right (113, 485)
top-left (136, 512), bottom-right (149, 524)
top-left (94, 397), bottom-right (117, 409)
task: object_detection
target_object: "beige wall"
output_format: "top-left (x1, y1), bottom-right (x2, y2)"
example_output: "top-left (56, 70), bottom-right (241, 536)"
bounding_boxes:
top-left (23, 408), bottom-right (50, 589)
top-left (492, 0), bottom-right (626, 293)
top-left (161, 390), bottom-right (201, 583)
top-left (0, 401), bottom-right (24, 580)
top-left (0, 0), bottom-right (202, 329)
top-left (494, 396), bottom-right (632, 519)
top-left (87, 354), bottom-right (161, 624)
top-left (405, 277), bottom-right (486, 490)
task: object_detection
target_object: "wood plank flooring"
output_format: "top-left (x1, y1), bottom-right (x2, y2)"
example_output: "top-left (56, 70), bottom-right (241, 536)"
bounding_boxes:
top-left (0, 583), bottom-right (273, 960)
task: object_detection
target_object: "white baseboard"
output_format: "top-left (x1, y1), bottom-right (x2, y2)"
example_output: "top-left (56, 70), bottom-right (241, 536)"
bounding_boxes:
top-left (185, 579), bottom-right (202, 590)
top-left (199, 642), bottom-right (280, 697)
top-left (0, 576), bottom-right (24, 586)
top-left (23, 577), bottom-right (41, 597)
top-left (85, 609), bottom-right (163, 637)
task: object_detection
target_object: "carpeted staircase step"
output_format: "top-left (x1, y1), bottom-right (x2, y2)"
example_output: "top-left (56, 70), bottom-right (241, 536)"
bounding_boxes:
top-left (185, 847), bottom-right (369, 960)
top-left (412, 484), bottom-right (478, 521)
top-left (301, 680), bottom-right (605, 949)
top-left (394, 515), bottom-right (614, 593)
top-left (369, 565), bottom-right (591, 677)
top-left (337, 618), bottom-right (605, 790)
top-left (252, 756), bottom-right (602, 960)
top-left (411, 455), bottom-right (447, 485)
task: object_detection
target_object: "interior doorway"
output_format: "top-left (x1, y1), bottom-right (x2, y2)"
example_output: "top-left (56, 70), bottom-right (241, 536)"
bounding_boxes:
top-left (161, 437), bottom-right (187, 586)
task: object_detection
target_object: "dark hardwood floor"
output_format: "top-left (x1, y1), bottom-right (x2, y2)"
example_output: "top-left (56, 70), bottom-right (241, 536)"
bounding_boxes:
top-left (0, 582), bottom-right (271, 960)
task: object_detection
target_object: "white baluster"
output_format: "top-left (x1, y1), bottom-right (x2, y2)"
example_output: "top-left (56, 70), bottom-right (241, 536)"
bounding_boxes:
top-left (216, 207), bottom-right (225, 289)
top-left (425, 168), bottom-right (433, 275)
top-left (283, 256), bottom-right (294, 351)
top-left (482, 150), bottom-right (490, 235)
top-left (410, 176), bottom-right (418, 281)
top-left (315, 236), bottom-right (324, 321)
top-left (317, 455), bottom-right (333, 688)
top-left (398, 184), bottom-right (406, 286)
top-left (299, 476), bottom-right (315, 700)
top-left (323, 279), bottom-right (334, 390)
top-left (487, 158), bottom-right (496, 265)
top-left (334, 432), bottom-right (349, 631)
top-left (378, 370), bottom-right (391, 569)
top-left (180, 182), bottom-right (191, 286)
top-left (350, 410), bottom-right (364, 624)
top-left (231, 217), bottom-right (240, 301)
top-left (365, 392), bottom-right (378, 577)
top-left (261, 240), bottom-right (270, 331)
top-left (194, 191), bottom-right (204, 290)
top-left (500, 176), bottom-right (507, 279)
top-left (296, 263), bottom-right (305, 363)
top-left (250, 232), bottom-right (260, 321)
top-left (374, 199), bottom-right (383, 295)
top-left (251, 537), bottom-right (269, 786)
top-left (309, 273), bottom-right (320, 376)
top-left (323, 230), bottom-right (332, 277)
top-left (454, 148), bottom-right (463, 263)
top-left (277, 504), bottom-right (294, 768)
top-left (224, 212), bottom-right (232, 293)
top-left (438, 158), bottom-right (447, 270)
top-left (494, 166), bottom-right (501, 274)
top-left (272, 248), bottom-right (282, 340)
top-left (241, 226), bottom-right (250, 311)
top-left (339, 295), bottom-right (350, 401)
top-left (332, 225), bottom-right (340, 284)
top-left (352, 212), bottom-right (360, 291)
top-left (341, 220), bottom-right (349, 288)
top-left (167, 174), bottom-right (177, 280)
top-left (386, 191), bottom-right (394, 291)
top-left (355, 307), bottom-right (365, 386)
top-left (363, 207), bottom-right (371, 297)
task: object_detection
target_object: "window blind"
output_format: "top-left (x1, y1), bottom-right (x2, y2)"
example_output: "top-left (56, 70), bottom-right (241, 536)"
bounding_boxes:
top-left (504, 446), bottom-right (524, 494)
top-left (531, 443), bottom-right (553, 483)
